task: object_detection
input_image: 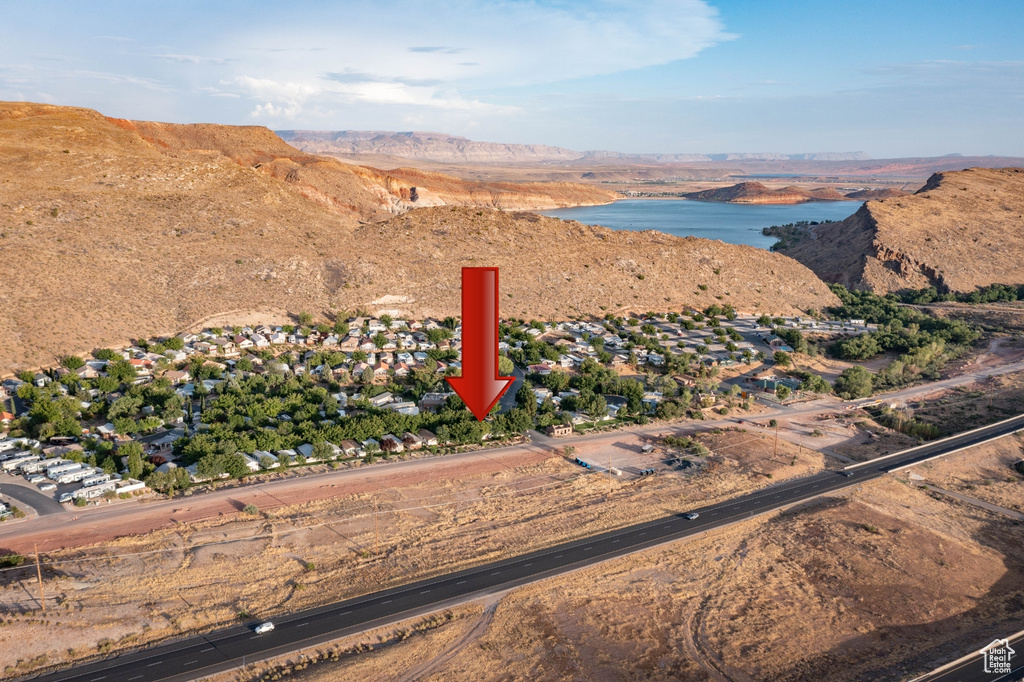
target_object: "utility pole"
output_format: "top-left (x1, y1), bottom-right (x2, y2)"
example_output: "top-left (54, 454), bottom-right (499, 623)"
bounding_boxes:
top-left (374, 498), bottom-right (379, 557)
top-left (34, 543), bottom-right (45, 614)
top-left (773, 423), bottom-right (780, 459)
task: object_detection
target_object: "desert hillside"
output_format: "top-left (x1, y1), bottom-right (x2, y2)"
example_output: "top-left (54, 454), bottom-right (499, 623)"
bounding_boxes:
top-left (0, 103), bottom-right (839, 371)
top-left (779, 167), bottom-right (1024, 294)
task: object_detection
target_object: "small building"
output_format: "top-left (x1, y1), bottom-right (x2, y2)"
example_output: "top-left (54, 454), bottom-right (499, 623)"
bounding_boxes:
top-left (546, 424), bottom-right (573, 437)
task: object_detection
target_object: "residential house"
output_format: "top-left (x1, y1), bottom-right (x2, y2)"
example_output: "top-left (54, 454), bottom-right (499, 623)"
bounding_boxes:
top-left (238, 453), bottom-right (261, 472)
top-left (164, 370), bottom-right (191, 385)
top-left (386, 401), bottom-right (419, 416)
top-left (401, 432), bottom-right (423, 450)
top-left (419, 392), bottom-right (450, 412)
top-left (379, 434), bottom-right (405, 453)
top-left (164, 349), bottom-right (187, 363)
top-left (253, 450), bottom-right (279, 469)
top-left (417, 429), bottom-right (439, 446)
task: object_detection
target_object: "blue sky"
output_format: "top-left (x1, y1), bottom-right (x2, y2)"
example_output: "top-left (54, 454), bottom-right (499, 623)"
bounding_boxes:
top-left (1, 0), bottom-right (1021, 157)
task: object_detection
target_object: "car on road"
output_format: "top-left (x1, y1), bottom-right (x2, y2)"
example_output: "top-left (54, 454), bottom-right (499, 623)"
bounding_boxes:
top-left (38, 482), bottom-right (56, 491)
top-left (58, 492), bottom-right (74, 503)
top-left (683, 512), bottom-right (699, 520)
top-left (254, 621), bottom-right (275, 634)
top-left (839, 471), bottom-right (854, 477)
top-left (27, 475), bottom-right (46, 484)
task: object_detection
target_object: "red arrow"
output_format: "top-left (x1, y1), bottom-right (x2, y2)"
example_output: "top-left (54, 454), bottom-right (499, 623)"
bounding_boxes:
top-left (446, 267), bottom-right (514, 421)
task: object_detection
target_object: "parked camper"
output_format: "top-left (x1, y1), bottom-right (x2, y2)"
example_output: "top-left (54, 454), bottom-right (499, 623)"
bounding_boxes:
top-left (46, 462), bottom-right (83, 479)
top-left (3, 454), bottom-right (39, 472)
top-left (20, 458), bottom-right (63, 475)
top-left (57, 467), bottom-right (95, 484)
top-left (81, 473), bottom-right (112, 488)
top-left (73, 480), bottom-right (116, 499)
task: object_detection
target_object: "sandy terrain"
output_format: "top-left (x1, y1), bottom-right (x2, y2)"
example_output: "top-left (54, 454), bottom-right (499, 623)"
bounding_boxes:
top-left (208, 472), bottom-right (1024, 682)
top-left (911, 435), bottom-right (1024, 513)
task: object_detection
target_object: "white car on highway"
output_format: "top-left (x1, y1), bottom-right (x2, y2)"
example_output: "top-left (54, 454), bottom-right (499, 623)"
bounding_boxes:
top-left (254, 622), bottom-right (275, 634)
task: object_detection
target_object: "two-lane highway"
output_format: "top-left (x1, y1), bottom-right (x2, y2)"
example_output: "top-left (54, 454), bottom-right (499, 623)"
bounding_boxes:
top-left (34, 413), bottom-right (1024, 682)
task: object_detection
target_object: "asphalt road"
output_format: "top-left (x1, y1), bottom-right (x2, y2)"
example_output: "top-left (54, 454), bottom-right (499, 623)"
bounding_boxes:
top-left (34, 413), bottom-right (1024, 682)
top-left (497, 364), bottom-right (525, 413)
top-left (0, 479), bottom-right (64, 516)
top-left (913, 630), bottom-right (1024, 681)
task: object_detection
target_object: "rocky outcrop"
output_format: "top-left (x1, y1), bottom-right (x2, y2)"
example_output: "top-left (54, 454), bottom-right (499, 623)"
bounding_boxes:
top-left (844, 188), bottom-right (909, 200)
top-left (779, 167), bottom-right (1024, 294)
top-left (683, 182), bottom-right (854, 204)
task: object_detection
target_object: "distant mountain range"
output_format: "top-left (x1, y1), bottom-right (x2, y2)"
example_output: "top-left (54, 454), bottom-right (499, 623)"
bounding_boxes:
top-left (274, 130), bottom-right (870, 165)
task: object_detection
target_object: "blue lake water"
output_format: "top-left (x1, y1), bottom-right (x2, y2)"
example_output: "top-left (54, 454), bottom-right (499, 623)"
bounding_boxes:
top-left (538, 199), bottom-right (862, 250)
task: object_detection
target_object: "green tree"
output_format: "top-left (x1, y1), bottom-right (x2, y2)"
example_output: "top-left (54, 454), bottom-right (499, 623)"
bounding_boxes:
top-left (298, 311), bottom-right (314, 326)
top-left (360, 366), bottom-right (375, 384)
top-left (120, 441), bottom-right (145, 480)
top-left (834, 366), bottom-right (874, 399)
top-left (61, 355), bottom-right (85, 370)
top-left (773, 351), bottom-right (792, 367)
top-left (107, 359), bottom-right (137, 383)
top-left (498, 355), bottom-right (514, 375)
top-left (776, 385), bottom-right (791, 400)
top-left (380, 314), bottom-right (393, 329)
top-left (95, 376), bottom-right (120, 394)
top-left (516, 383), bottom-right (537, 414)
top-left (312, 441), bottom-right (335, 461)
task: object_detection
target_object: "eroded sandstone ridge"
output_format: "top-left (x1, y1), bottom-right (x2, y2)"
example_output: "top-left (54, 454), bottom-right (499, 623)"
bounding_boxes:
top-left (779, 167), bottom-right (1024, 294)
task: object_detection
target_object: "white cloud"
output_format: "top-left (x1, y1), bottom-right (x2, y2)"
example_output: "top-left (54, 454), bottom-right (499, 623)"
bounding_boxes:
top-left (251, 101), bottom-right (303, 119)
top-left (213, 0), bottom-right (729, 122)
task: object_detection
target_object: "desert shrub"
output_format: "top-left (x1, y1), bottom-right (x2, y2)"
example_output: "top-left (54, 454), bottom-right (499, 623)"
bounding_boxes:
top-left (0, 554), bottom-right (25, 567)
